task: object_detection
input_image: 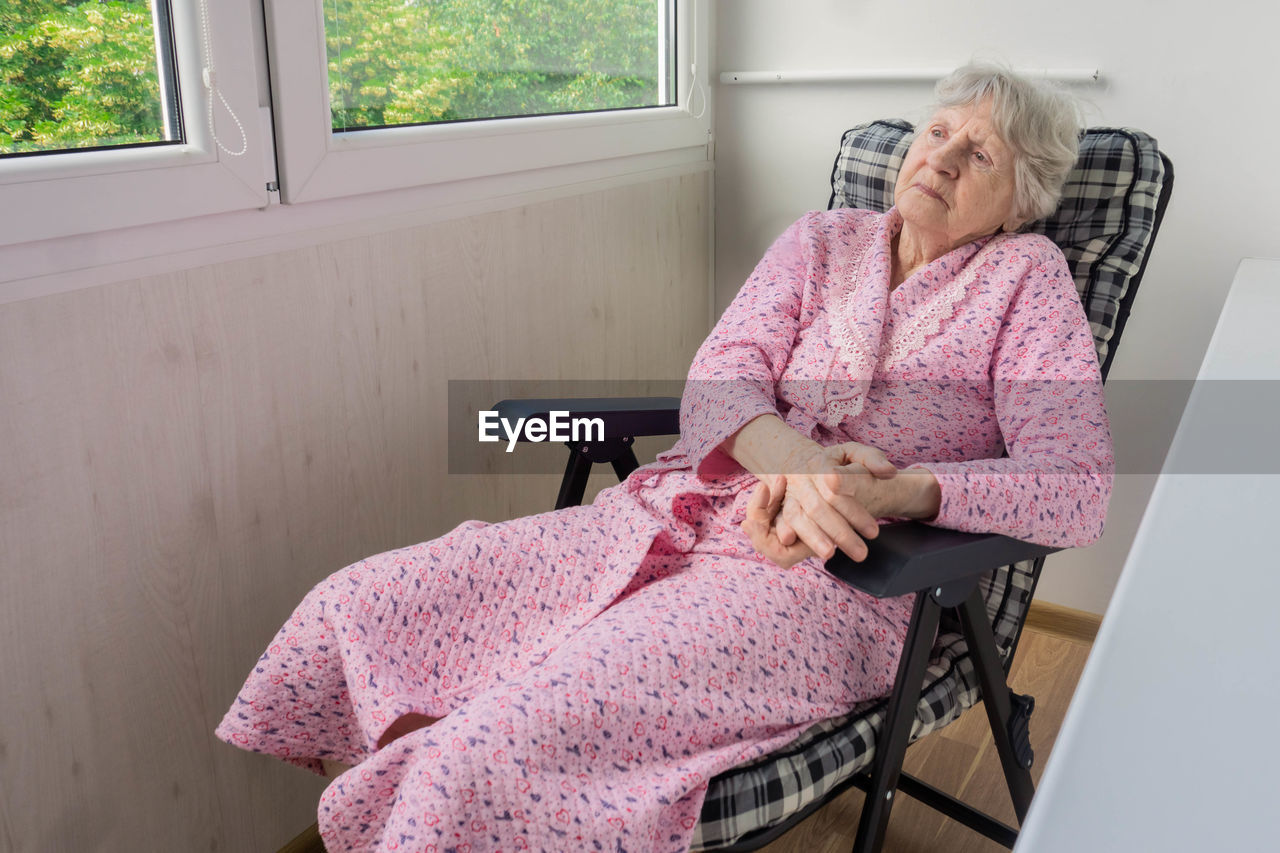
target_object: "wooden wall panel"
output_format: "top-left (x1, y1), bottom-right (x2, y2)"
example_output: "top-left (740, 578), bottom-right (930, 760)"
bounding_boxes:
top-left (0, 171), bottom-right (710, 851)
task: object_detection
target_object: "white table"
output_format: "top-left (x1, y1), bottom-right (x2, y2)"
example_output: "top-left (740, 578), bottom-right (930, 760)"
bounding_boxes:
top-left (1013, 258), bottom-right (1280, 852)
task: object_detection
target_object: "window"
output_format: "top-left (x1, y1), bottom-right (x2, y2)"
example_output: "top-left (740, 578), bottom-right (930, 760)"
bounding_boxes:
top-left (267, 0), bottom-right (708, 204)
top-left (324, 0), bottom-right (676, 131)
top-left (1, 0), bottom-right (182, 157)
top-left (0, 0), bottom-right (269, 247)
top-left (0, 1), bottom-right (707, 248)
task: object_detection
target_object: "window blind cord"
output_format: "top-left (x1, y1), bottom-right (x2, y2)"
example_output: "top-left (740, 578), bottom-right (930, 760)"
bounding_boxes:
top-left (199, 0), bottom-right (248, 157)
top-left (684, 1), bottom-right (707, 120)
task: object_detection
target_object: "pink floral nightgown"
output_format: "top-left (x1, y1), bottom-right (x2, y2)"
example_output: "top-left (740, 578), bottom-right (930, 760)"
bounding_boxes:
top-left (216, 207), bottom-right (1113, 852)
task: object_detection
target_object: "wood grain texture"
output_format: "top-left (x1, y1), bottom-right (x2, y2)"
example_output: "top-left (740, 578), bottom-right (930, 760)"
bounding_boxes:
top-left (1024, 600), bottom-right (1103, 645)
top-left (0, 171), bottom-right (709, 851)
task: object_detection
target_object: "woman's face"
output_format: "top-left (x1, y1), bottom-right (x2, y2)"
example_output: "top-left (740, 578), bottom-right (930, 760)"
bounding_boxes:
top-left (894, 98), bottom-right (1019, 252)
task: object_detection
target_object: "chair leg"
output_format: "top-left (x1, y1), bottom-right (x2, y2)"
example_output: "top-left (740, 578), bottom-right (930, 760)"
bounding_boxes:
top-left (554, 445), bottom-right (594, 509)
top-left (609, 445), bottom-right (641, 481)
top-left (556, 439), bottom-right (640, 510)
top-left (957, 588), bottom-right (1036, 822)
top-left (852, 590), bottom-right (943, 853)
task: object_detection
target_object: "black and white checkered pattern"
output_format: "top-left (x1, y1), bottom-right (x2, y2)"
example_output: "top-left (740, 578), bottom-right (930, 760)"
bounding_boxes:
top-left (694, 122), bottom-right (1167, 850)
top-left (826, 119), bottom-right (914, 213)
top-left (1026, 130), bottom-right (1166, 375)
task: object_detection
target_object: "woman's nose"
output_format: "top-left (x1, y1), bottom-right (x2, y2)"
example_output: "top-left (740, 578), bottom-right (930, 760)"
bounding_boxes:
top-left (926, 140), bottom-right (961, 177)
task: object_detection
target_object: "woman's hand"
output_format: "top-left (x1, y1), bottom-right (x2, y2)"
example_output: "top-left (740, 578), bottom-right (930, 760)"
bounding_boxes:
top-left (725, 415), bottom-right (941, 567)
top-left (741, 477), bottom-right (815, 569)
top-left (740, 445), bottom-right (895, 568)
top-left (770, 442), bottom-right (897, 563)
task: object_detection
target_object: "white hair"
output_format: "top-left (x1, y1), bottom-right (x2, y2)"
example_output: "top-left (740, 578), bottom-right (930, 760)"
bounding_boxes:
top-left (932, 62), bottom-right (1084, 227)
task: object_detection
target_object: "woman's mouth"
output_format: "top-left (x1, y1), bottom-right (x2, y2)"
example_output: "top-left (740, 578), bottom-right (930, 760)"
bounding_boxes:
top-left (914, 184), bottom-right (946, 205)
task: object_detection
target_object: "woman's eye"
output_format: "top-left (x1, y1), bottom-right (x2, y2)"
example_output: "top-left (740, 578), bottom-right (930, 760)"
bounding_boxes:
top-left (930, 127), bottom-right (944, 138)
top-left (974, 151), bottom-right (988, 164)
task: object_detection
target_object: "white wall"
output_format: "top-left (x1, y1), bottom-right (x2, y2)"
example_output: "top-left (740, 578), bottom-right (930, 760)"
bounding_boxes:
top-left (713, 0), bottom-right (1280, 613)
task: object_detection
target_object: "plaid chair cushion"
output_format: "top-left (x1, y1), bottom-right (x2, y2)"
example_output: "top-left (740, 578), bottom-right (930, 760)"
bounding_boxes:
top-left (1028, 129), bottom-right (1165, 376)
top-left (696, 122), bottom-right (1166, 849)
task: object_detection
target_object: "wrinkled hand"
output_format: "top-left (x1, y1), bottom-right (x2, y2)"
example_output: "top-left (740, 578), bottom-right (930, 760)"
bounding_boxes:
top-left (774, 440), bottom-right (898, 552)
top-left (742, 476), bottom-right (814, 569)
top-left (741, 441), bottom-right (898, 568)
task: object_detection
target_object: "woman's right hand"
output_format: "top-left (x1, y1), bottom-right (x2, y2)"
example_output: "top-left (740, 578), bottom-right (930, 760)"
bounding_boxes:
top-left (724, 415), bottom-right (898, 565)
top-left (741, 452), bottom-right (890, 568)
top-left (770, 442), bottom-right (896, 562)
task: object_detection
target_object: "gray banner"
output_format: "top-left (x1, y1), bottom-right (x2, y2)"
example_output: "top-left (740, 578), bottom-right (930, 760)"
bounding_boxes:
top-left (447, 379), bottom-right (1278, 475)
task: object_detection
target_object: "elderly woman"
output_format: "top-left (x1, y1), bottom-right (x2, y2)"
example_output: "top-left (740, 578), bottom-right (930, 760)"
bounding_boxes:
top-left (217, 64), bottom-right (1111, 852)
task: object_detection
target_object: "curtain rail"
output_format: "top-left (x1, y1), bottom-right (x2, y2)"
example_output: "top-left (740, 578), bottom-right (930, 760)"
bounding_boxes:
top-left (719, 68), bottom-right (1101, 85)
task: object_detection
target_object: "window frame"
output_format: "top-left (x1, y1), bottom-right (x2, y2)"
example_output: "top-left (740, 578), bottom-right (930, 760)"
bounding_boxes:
top-left (0, 0), bottom-right (270, 248)
top-left (264, 0), bottom-right (710, 205)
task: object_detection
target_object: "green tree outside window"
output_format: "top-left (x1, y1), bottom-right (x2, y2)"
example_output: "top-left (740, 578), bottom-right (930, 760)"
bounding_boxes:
top-left (327, 0), bottom-right (671, 130)
top-left (1, 0), bottom-right (166, 154)
top-left (1, 0), bottom-right (672, 155)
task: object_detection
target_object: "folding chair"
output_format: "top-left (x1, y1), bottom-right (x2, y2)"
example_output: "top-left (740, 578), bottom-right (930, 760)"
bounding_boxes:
top-left (494, 120), bottom-right (1173, 852)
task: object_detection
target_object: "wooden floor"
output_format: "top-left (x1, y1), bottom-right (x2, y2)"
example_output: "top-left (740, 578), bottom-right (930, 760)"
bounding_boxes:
top-left (281, 624), bottom-right (1092, 853)
top-left (759, 625), bottom-right (1093, 853)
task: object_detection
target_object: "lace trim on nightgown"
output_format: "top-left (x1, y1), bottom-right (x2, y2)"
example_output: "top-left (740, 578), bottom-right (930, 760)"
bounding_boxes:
top-left (825, 231), bottom-right (1007, 424)
top-left (824, 226), bottom-right (881, 423)
top-left (883, 234), bottom-right (1008, 368)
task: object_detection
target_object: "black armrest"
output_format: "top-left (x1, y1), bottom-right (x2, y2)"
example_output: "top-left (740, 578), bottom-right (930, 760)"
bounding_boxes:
top-left (492, 397), bottom-right (680, 440)
top-left (824, 522), bottom-right (1061, 599)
